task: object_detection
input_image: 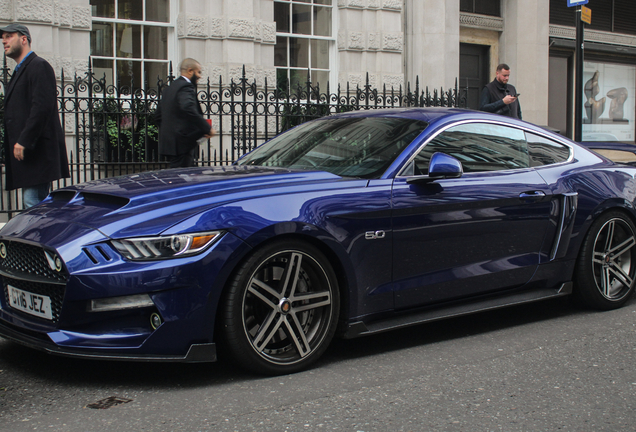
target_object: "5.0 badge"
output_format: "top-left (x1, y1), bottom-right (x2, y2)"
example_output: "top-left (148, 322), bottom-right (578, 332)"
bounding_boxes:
top-left (365, 230), bottom-right (386, 240)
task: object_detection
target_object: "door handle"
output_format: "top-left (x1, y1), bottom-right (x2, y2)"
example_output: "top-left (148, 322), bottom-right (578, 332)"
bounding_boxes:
top-left (519, 191), bottom-right (546, 199)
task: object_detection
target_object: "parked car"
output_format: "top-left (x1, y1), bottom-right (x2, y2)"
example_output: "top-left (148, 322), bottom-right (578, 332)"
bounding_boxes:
top-left (1, 107), bottom-right (635, 375)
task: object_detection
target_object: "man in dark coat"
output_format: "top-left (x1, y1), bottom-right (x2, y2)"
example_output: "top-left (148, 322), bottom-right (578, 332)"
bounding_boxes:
top-left (479, 63), bottom-right (522, 120)
top-left (155, 58), bottom-right (215, 168)
top-left (1, 23), bottom-right (69, 208)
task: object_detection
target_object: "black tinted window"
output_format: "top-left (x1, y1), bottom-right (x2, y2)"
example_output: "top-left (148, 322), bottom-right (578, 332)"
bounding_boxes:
top-left (460, 0), bottom-right (500, 16)
top-left (413, 123), bottom-right (529, 174)
top-left (526, 132), bottom-right (571, 166)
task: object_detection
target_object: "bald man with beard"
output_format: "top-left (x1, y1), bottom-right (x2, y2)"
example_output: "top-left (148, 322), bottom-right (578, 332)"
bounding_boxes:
top-left (155, 58), bottom-right (216, 168)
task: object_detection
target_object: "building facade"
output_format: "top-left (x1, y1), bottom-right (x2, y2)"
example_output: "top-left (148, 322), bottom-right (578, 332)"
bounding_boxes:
top-left (0, 0), bottom-right (635, 143)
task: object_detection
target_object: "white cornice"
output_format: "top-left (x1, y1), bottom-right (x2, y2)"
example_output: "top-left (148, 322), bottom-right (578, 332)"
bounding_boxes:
top-left (550, 24), bottom-right (636, 48)
top-left (459, 13), bottom-right (504, 32)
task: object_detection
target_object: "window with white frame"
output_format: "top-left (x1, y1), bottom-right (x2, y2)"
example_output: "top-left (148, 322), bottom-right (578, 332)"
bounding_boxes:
top-left (274, 0), bottom-right (335, 93)
top-left (90, 0), bottom-right (172, 91)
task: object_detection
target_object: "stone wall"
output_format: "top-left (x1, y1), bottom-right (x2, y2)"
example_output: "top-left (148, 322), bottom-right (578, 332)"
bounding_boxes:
top-left (404, 0), bottom-right (459, 90)
top-left (0, 0), bottom-right (91, 78)
top-left (178, 0), bottom-right (276, 86)
top-left (337, 0), bottom-right (404, 90)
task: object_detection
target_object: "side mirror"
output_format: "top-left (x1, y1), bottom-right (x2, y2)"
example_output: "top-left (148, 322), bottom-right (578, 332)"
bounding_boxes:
top-left (407, 152), bottom-right (463, 184)
top-left (428, 152), bottom-right (463, 179)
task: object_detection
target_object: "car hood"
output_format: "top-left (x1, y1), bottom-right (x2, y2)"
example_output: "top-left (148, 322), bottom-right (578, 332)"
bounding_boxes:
top-left (1, 166), bottom-right (358, 240)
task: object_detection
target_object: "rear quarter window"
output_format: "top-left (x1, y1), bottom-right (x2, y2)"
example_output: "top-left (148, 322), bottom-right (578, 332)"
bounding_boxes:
top-left (525, 132), bottom-right (571, 166)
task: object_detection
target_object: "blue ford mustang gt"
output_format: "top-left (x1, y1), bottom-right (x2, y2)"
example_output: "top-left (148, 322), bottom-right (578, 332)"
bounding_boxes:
top-left (1, 107), bottom-right (635, 375)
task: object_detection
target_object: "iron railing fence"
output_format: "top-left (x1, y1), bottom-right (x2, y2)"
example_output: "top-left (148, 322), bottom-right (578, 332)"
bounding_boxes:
top-left (0, 60), bottom-right (466, 219)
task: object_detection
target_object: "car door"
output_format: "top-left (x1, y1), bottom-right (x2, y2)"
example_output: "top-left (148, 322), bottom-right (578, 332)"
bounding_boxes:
top-left (391, 122), bottom-right (553, 309)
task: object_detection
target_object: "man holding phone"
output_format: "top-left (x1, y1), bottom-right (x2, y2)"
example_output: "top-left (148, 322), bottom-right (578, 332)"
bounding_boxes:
top-left (479, 63), bottom-right (522, 120)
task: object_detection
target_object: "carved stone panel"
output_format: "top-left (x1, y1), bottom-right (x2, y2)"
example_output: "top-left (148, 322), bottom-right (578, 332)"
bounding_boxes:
top-left (17, 0), bottom-right (54, 23)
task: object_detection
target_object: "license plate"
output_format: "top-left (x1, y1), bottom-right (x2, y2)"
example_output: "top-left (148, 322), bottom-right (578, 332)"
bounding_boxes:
top-left (7, 285), bottom-right (53, 320)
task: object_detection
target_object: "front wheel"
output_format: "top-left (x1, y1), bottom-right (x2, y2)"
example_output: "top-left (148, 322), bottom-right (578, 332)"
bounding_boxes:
top-left (574, 211), bottom-right (636, 310)
top-left (220, 240), bottom-right (340, 375)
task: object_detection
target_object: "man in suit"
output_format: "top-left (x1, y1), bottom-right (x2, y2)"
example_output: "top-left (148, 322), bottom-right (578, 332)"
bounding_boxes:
top-left (1, 23), bottom-right (69, 208)
top-left (155, 58), bottom-right (215, 168)
top-left (479, 63), bottom-right (522, 120)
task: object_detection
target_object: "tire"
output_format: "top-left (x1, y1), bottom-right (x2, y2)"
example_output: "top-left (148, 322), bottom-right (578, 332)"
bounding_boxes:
top-left (574, 211), bottom-right (636, 310)
top-left (220, 240), bottom-right (340, 375)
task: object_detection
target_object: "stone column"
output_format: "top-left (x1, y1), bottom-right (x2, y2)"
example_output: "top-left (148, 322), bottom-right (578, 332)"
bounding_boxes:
top-left (337, 0), bottom-right (404, 91)
top-left (404, 0), bottom-right (459, 90)
top-left (178, 0), bottom-right (276, 86)
top-left (500, 0), bottom-right (550, 125)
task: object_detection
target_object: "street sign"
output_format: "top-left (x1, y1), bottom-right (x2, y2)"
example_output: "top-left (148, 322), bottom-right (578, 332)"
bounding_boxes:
top-left (567, 0), bottom-right (588, 6)
top-left (581, 5), bottom-right (592, 24)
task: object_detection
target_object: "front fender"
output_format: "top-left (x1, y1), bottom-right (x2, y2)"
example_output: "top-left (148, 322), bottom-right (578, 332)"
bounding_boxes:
top-left (164, 183), bottom-right (395, 321)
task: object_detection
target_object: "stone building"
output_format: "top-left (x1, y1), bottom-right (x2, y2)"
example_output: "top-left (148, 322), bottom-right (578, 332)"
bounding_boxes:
top-left (0, 0), bottom-right (635, 142)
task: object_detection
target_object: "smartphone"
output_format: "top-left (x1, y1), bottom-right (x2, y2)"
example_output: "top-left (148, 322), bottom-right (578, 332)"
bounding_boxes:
top-left (514, 93), bottom-right (520, 97)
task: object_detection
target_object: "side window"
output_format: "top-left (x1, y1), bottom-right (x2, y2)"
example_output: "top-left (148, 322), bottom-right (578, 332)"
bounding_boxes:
top-left (413, 123), bottom-right (529, 174)
top-left (526, 132), bottom-right (571, 166)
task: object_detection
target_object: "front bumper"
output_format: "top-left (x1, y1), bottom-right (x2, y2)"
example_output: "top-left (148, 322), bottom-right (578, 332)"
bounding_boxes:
top-left (0, 229), bottom-right (249, 362)
top-left (0, 318), bottom-right (216, 362)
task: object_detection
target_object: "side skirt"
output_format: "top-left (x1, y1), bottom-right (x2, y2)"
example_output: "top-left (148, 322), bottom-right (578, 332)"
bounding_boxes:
top-left (343, 282), bottom-right (573, 339)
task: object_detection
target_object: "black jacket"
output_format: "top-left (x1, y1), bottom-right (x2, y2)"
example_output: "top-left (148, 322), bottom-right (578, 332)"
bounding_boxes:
top-left (155, 77), bottom-right (211, 157)
top-left (3, 52), bottom-right (69, 190)
top-left (479, 78), bottom-right (522, 120)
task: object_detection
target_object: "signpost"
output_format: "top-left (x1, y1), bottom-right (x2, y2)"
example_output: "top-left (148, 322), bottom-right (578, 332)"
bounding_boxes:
top-left (581, 6), bottom-right (592, 25)
top-left (568, 0), bottom-right (589, 142)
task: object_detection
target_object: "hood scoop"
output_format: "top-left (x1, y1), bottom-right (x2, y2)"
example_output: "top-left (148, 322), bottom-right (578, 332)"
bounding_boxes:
top-left (49, 190), bottom-right (130, 210)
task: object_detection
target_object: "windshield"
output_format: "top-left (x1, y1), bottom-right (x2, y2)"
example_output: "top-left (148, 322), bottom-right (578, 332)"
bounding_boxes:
top-left (236, 116), bottom-right (429, 179)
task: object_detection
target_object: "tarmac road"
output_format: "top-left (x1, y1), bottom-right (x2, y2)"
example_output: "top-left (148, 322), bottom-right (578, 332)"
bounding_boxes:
top-left (0, 296), bottom-right (635, 431)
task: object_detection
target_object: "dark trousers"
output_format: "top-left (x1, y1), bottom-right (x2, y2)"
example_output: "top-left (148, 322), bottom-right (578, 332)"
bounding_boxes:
top-left (167, 148), bottom-right (196, 168)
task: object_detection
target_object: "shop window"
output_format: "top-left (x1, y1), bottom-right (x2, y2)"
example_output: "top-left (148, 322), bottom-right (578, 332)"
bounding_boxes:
top-left (581, 61), bottom-right (635, 143)
top-left (274, 0), bottom-right (335, 93)
top-left (90, 0), bottom-right (172, 91)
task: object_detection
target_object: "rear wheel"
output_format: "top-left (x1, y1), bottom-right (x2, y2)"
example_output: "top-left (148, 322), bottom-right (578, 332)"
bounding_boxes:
top-left (574, 211), bottom-right (636, 310)
top-left (220, 240), bottom-right (339, 375)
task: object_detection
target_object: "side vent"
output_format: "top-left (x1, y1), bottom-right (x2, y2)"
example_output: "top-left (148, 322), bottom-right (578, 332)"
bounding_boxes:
top-left (82, 245), bottom-right (114, 265)
top-left (82, 248), bottom-right (99, 264)
top-left (96, 245), bottom-right (113, 261)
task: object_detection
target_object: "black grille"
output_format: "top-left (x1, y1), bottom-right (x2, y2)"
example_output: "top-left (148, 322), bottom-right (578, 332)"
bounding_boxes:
top-left (3, 277), bottom-right (65, 323)
top-left (0, 241), bottom-right (68, 283)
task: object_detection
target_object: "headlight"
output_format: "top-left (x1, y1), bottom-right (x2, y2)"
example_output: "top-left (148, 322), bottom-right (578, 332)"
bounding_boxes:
top-left (111, 231), bottom-right (223, 261)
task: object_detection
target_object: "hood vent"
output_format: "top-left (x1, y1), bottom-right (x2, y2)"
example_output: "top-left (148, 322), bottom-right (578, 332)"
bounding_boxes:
top-left (50, 190), bottom-right (77, 202)
top-left (80, 192), bottom-right (130, 210)
top-left (49, 190), bottom-right (130, 210)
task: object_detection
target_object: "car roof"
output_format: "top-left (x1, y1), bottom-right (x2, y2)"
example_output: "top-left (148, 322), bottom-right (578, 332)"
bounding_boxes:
top-left (325, 107), bottom-right (569, 141)
top-left (328, 107), bottom-right (474, 122)
top-left (326, 107), bottom-right (537, 127)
